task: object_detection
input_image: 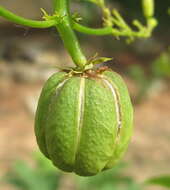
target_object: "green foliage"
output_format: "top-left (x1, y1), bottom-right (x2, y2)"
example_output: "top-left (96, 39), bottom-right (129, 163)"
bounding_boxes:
top-left (145, 175), bottom-right (170, 188)
top-left (127, 64), bottom-right (151, 103)
top-left (168, 8), bottom-right (170, 15)
top-left (127, 65), bottom-right (147, 87)
top-left (0, 0), bottom-right (158, 69)
top-left (75, 163), bottom-right (142, 190)
top-left (3, 154), bottom-right (143, 190)
top-left (127, 48), bottom-right (170, 103)
top-left (3, 152), bottom-right (61, 190)
top-left (151, 48), bottom-right (170, 78)
top-left (3, 153), bottom-right (170, 190)
top-left (115, 0), bottom-right (169, 23)
top-left (85, 0), bottom-right (157, 42)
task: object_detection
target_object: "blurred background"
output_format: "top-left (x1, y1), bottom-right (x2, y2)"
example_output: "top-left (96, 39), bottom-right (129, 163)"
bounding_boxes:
top-left (0, 0), bottom-right (170, 190)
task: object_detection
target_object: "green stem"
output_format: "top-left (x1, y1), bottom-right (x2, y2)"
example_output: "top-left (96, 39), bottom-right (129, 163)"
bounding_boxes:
top-left (72, 22), bottom-right (113, 35)
top-left (54, 0), bottom-right (87, 69)
top-left (0, 6), bottom-right (55, 28)
top-left (72, 21), bottom-right (156, 38)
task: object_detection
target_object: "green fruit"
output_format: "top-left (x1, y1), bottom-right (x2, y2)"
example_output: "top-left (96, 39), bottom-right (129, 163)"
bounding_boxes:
top-left (34, 68), bottom-right (133, 176)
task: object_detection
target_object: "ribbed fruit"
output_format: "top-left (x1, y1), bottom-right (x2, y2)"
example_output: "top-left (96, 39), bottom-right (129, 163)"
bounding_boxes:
top-left (34, 69), bottom-right (133, 176)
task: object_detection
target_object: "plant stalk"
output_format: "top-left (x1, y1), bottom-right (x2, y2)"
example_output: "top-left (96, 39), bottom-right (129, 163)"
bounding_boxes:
top-left (0, 6), bottom-right (55, 28)
top-left (53, 0), bottom-right (87, 69)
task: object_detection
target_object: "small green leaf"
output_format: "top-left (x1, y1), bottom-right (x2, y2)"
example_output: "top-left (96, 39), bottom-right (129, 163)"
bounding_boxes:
top-left (145, 175), bottom-right (170, 188)
top-left (91, 57), bottom-right (112, 65)
top-left (72, 12), bottom-right (82, 22)
top-left (86, 53), bottom-right (112, 68)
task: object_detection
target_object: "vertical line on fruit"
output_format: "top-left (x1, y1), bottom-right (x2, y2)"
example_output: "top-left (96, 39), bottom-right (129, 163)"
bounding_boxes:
top-left (75, 77), bottom-right (85, 159)
top-left (55, 78), bottom-right (69, 95)
top-left (47, 77), bottom-right (70, 118)
top-left (44, 76), bottom-right (70, 159)
top-left (101, 77), bottom-right (122, 136)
